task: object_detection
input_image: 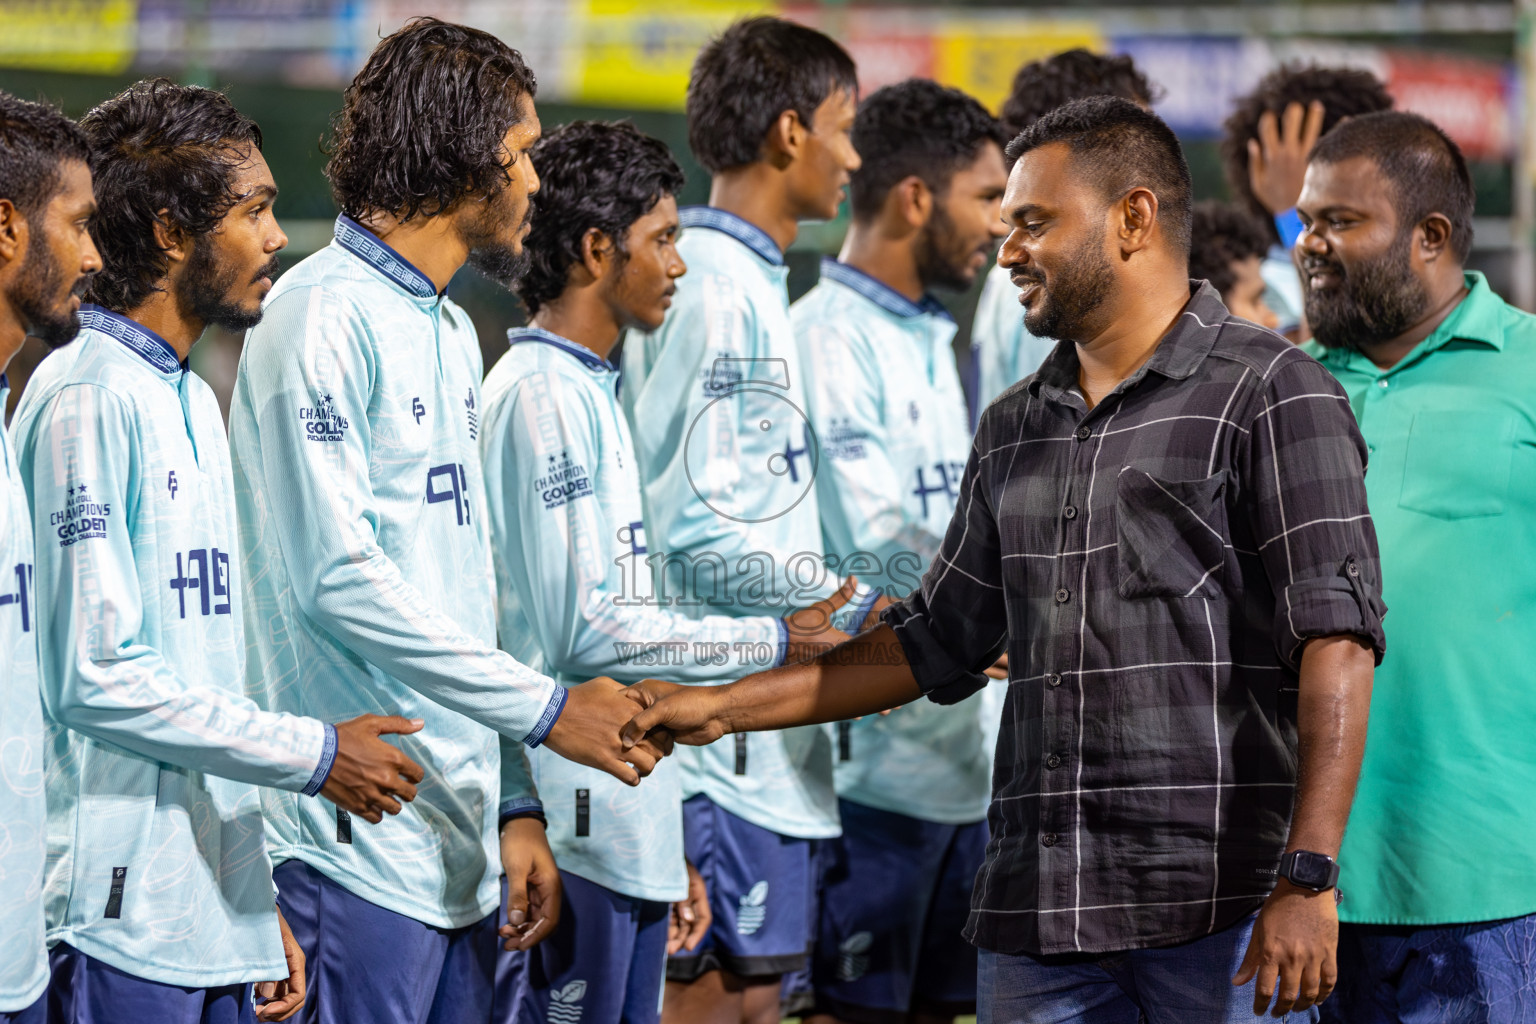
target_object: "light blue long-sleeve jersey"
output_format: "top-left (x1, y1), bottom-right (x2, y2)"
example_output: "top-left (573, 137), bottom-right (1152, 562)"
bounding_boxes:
top-left (0, 376), bottom-right (48, 1012)
top-left (483, 329), bottom-right (789, 901)
top-left (794, 261), bottom-right (1002, 826)
top-left (229, 217), bottom-right (561, 930)
top-left (969, 261), bottom-right (1058, 420)
top-left (621, 208), bottom-right (872, 840)
top-left (12, 311), bottom-right (334, 987)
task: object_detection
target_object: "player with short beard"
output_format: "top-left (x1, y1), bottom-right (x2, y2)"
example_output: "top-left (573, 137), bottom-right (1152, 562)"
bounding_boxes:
top-left (0, 90), bottom-right (98, 1024)
top-left (12, 79), bottom-right (427, 1024)
top-left (227, 19), bottom-right (670, 1024)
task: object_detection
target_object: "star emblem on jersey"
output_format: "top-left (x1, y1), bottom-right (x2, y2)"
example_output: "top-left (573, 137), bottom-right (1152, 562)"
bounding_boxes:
top-left (548, 980), bottom-right (586, 1024)
top-left (736, 880), bottom-right (769, 935)
top-left (837, 931), bottom-right (873, 981)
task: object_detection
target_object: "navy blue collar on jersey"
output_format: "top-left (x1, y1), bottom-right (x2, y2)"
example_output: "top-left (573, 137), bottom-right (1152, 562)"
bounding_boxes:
top-left (79, 304), bottom-right (183, 375)
top-left (679, 206), bottom-right (784, 267)
top-left (508, 326), bottom-right (618, 374)
top-left (819, 258), bottom-right (953, 321)
top-left (333, 214), bottom-right (439, 300)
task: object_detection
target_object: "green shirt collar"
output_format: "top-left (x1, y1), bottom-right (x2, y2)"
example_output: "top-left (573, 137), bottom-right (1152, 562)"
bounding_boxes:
top-left (1314, 271), bottom-right (1505, 374)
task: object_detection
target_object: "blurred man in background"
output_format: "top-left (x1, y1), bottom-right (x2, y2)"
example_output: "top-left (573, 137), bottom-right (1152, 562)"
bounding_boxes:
top-left (792, 78), bottom-right (1006, 1024)
top-left (1188, 199), bottom-right (1281, 330)
top-left (1298, 111), bottom-right (1536, 1024)
top-left (968, 48), bottom-right (1158, 419)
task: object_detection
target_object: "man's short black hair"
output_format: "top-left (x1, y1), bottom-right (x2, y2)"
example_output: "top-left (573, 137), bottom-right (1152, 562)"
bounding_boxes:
top-left (1007, 95), bottom-right (1193, 256)
top-left (1310, 110), bottom-right (1475, 263)
top-left (0, 90), bottom-right (89, 217)
top-left (686, 16), bottom-right (857, 175)
top-left (326, 17), bottom-right (538, 222)
top-left (79, 78), bottom-right (262, 312)
top-left (1222, 63), bottom-right (1394, 242)
top-left (1001, 49), bottom-right (1159, 142)
top-left (849, 78), bottom-right (1004, 221)
top-left (515, 120), bottom-right (685, 315)
top-left (1189, 200), bottom-right (1271, 297)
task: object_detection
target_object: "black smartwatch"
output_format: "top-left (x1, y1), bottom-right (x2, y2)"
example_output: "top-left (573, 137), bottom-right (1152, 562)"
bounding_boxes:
top-left (1278, 850), bottom-right (1340, 892)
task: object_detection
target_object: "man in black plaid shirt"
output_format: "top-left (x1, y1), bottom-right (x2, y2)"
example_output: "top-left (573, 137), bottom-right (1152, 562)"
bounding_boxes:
top-left (626, 97), bottom-right (1384, 1023)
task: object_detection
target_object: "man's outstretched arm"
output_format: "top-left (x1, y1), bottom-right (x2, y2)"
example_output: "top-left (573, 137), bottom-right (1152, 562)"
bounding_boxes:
top-left (622, 624), bottom-right (921, 748)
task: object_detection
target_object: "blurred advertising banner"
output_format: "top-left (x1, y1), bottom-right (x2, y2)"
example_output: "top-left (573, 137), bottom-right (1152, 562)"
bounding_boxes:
top-left (0, 0), bottom-right (137, 73)
top-left (574, 0), bottom-right (770, 109)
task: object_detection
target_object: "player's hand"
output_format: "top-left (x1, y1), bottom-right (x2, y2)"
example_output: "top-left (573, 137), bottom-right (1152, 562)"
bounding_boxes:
top-left (320, 715), bottom-right (426, 823)
top-left (1247, 100), bottom-right (1325, 216)
top-left (1232, 879), bottom-right (1339, 1016)
top-left (781, 576), bottom-right (857, 663)
top-left (545, 677), bottom-right (673, 786)
top-left (985, 652), bottom-right (1009, 680)
top-left (253, 909), bottom-right (307, 1021)
top-left (668, 860), bottom-right (712, 955)
top-left (621, 679), bottom-right (732, 748)
top-left (500, 817), bottom-right (562, 952)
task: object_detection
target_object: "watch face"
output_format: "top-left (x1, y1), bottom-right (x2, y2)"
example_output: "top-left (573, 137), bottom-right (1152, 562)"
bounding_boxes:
top-left (1291, 851), bottom-right (1334, 889)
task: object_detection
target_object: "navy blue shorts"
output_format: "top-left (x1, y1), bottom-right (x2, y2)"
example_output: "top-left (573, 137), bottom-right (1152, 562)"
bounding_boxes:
top-left (273, 859), bottom-right (497, 1024)
top-left (47, 945), bottom-right (253, 1024)
top-left (0, 992), bottom-right (42, 1024)
top-left (813, 799), bottom-right (987, 1023)
top-left (666, 795), bottom-right (815, 981)
top-left (500, 870), bottom-right (670, 1024)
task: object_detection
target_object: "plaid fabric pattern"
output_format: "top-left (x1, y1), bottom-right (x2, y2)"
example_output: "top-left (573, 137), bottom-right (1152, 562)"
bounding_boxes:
top-left (884, 282), bottom-right (1386, 957)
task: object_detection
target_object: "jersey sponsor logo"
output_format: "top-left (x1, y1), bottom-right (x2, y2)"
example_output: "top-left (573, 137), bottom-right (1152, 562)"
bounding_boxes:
top-left (412, 396), bottom-right (426, 424)
top-left (549, 980), bottom-right (586, 1024)
top-left (0, 561), bottom-right (33, 632)
top-left (167, 470), bottom-right (179, 499)
top-left (299, 393), bottom-right (349, 442)
top-left (912, 461), bottom-right (965, 519)
top-left (50, 483), bottom-right (112, 547)
top-left (736, 880), bottom-right (769, 935)
top-left (465, 387), bottom-right (478, 441)
top-left (170, 547), bottom-right (232, 618)
top-left (837, 931), bottom-right (873, 981)
top-left (821, 417), bottom-right (871, 462)
top-left (425, 463), bottom-right (472, 526)
top-left (536, 451), bottom-right (593, 510)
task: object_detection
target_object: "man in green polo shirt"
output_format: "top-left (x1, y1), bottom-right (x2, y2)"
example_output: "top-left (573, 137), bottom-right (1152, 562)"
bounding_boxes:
top-left (1298, 110), bottom-right (1536, 1022)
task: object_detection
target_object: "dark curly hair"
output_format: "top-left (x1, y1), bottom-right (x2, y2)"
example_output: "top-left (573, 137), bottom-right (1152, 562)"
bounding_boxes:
top-left (686, 16), bottom-right (857, 175)
top-left (1221, 63), bottom-right (1394, 243)
top-left (1008, 96), bottom-right (1192, 256)
top-left (325, 17), bottom-right (537, 222)
top-left (1311, 111), bottom-right (1475, 263)
top-left (78, 78), bottom-right (261, 312)
top-left (515, 121), bottom-right (685, 316)
top-left (849, 78), bottom-right (1004, 221)
top-left (1000, 49), bottom-right (1159, 142)
top-left (1188, 200), bottom-right (1271, 297)
top-left (0, 90), bottom-right (89, 217)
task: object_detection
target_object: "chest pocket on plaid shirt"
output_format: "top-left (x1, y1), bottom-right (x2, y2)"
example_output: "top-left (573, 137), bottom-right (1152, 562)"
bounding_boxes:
top-left (1115, 468), bottom-right (1228, 599)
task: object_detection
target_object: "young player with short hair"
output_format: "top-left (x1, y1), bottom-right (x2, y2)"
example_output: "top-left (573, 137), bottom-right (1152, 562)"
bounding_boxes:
top-left (1188, 200), bottom-right (1280, 330)
top-left (793, 78), bottom-right (1008, 1024)
top-left (0, 89), bottom-right (99, 1024)
top-left (227, 20), bottom-right (669, 1023)
top-left (483, 118), bottom-right (851, 1024)
top-left (618, 17), bottom-right (869, 1024)
top-left (12, 79), bottom-right (425, 1024)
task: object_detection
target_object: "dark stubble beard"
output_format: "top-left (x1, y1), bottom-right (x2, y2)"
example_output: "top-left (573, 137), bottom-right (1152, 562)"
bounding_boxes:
top-left (463, 189), bottom-right (530, 287)
top-left (1305, 231), bottom-right (1430, 353)
top-left (915, 203), bottom-right (982, 293)
top-left (178, 238), bottom-right (279, 333)
top-left (7, 235), bottom-right (88, 348)
top-left (1018, 233), bottom-right (1116, 343)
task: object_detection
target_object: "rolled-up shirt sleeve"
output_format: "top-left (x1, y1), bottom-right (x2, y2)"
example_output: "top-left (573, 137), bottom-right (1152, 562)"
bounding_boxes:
top-left (1243, 353), bottom-right (1387, 669)
top-left (881, 415), bottom-right (1008, 703)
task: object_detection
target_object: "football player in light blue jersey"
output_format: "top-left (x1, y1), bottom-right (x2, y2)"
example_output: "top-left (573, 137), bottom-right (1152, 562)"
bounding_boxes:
top-left (12, 81), bottom-right (426, 1024)
top-left (969, 50), bottom-right (1158, 418)
top-left (792, 79), bottom-right (1011, 1024)
top-left (0, 91), bottom-right (100, 1024)
top-left (619, 19), bottom-right (869, 1024)
top-left (228, 21), bottom-right (671, 1024)
top-left (484, 120), bottom-right (852, 1024)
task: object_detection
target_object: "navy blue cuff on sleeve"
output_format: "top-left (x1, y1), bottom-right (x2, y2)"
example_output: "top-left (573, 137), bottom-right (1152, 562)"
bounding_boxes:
top-left (851, 586), bottom-right (882, 631)
top-left (1274, 208), bottom-right (1305, 249)
top-left (301, 723), bottom-right (338, 797)
top-left (498, 797), bottom-right (547, 831)
top-left (523, 686), bottom-right (568, 748)
top-left (774, 618), bottom-right (791, 667)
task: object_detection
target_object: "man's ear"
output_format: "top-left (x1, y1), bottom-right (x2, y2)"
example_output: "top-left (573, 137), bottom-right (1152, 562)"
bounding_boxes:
top-left (1116, 187), bottom-right (1161, 257)
top-left (0, 199), bottom-right (26, 267)
top-left (152, 209), bottom-right (190, 264)
top-left (890, 176), bottom-right (932, 231)
top-left (763, 109), bottom-right (806, 171)
top-left (579, 227), bottom-right (616, 283)
top-left (1416, 213), bottom-right (1454, 264)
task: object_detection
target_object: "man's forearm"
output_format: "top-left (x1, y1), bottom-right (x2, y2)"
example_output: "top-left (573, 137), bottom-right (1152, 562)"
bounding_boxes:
top-left (718, 624), bottom-right (921, 734)
top-left (1285, 634), bottom-right (1375, 856)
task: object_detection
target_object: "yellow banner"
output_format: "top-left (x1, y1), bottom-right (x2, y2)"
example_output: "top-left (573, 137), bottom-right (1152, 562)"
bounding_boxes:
top-left (574, 0), bottom-right (776, 111)
top-left (934, 20), bottom-right (1104, 113)
top-left (0, 0), bottom-right (137, 74)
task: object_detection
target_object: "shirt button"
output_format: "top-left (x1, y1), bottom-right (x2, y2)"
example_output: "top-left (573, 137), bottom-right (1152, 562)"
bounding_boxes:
top-left (1041, 832), bottom-right (1058, 847)
top-left (1045, 673), bottom-right (1062, 687)
top-left (1377, 379), bottom-right (1389, 389)
top-left (1074, 425), bottom-right (1092, 441)
top-left (1046, 753), bottom-right (1062, 769)
top-left (1063, 505), bottom-right (1077, 520)
top-left (1054, 588), bottom-right (1071, 604)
